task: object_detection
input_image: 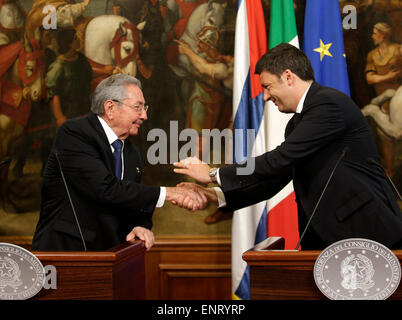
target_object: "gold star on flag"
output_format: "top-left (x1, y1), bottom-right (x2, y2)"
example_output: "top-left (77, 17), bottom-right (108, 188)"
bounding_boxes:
top-left (314, 39), bottom-right (333, 61)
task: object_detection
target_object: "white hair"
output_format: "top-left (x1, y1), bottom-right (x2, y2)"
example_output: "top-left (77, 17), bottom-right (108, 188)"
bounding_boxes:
top-left (90, 74), bottom-right (142, 115)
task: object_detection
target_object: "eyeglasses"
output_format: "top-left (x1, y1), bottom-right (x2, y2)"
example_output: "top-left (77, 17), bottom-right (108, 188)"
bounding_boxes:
top-left (112, 100), bottom-right (149, 113)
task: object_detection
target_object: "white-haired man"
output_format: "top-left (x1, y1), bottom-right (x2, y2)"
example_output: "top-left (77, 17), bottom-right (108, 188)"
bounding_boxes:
top-left (32, 74), bottom-right (206, 251)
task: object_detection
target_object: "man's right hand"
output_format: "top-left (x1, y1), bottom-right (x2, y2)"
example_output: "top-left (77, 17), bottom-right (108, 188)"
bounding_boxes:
top-left (176, 182), bottom-right (219, 207)
top-left (166, 186), bottom-right (208, 211)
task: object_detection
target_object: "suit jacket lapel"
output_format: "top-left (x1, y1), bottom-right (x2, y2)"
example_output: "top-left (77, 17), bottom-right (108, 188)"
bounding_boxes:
top-left (285, 113), bottom-right (301, 138)
top-left (88, 113), bottom-right (110, 146)
top-left (122, 139), bottom-right (143, 182)
top-left (123, 140), bottom-right (133, 180)
top-left (301, 82), bottom-right (321, 114)
top-left (87, 112), bottom-right (115, 169)
top-left (285, 82), bottom-right (321, 138)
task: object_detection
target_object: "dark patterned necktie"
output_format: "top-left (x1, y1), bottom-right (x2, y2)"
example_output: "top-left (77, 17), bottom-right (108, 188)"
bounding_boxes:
top-left (292, 113), bottom-right (302, 127)
top-left (112, 139), bottom-right (123, 179)
top-left (285, 113), bottom-right (302, 138)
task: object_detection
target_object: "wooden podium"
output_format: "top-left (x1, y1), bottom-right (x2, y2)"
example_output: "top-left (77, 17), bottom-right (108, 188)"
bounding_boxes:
top-left (32, 240), bottom-right (146, 300)
top-left (242, 238), bottom-right (402, 300)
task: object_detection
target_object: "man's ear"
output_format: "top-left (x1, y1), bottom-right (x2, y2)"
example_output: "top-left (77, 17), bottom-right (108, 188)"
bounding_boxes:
top-left (283, 69), bottom-right (294, 85)
top-left (103, 100), bottom-right (115, 120)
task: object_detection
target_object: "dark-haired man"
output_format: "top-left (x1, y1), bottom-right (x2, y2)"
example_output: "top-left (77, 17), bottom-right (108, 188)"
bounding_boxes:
top-left (174, 43), bottom-right (402, 250)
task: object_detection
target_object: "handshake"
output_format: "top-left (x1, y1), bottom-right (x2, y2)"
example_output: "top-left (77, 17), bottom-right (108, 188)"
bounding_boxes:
top-left (166, 157), bottom-right (218, 211)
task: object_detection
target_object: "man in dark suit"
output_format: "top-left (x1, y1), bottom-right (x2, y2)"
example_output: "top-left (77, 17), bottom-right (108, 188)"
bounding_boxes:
top-left (32, 74), bottom-right (206, 251)
top-left (173, 43), bottom-right (402, 250)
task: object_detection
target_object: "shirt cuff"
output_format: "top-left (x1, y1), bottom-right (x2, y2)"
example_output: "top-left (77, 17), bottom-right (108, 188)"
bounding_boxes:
top-left (156, 187), bottom-right (166, 207)
top-left (216, 168), bottom-right (222, 186)
top-left (213, 187), bottom-right (227, 208)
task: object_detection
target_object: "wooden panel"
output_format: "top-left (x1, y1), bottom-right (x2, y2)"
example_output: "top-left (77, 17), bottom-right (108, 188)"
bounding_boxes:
top-left (32, 241), bottom-right (146, 300)
top-left (145, 235), bottom-right (232, 300)
top-left (243, 251), bottom-right (321, 300)
top-left (0, 236), bottom-right (32, 250)
top-left (160, 264), bottom-right (231, 300)
top-left (35, 264), bottom-right (114, 300)
top-left (166, 275), bottom-right (231, 300)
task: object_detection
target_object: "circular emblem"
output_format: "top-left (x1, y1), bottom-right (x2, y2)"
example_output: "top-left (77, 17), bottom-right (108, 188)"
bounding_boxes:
top-left (314, 238), bottom-right (401, 300)
top-left (0, 243), bottom-right (45, 300)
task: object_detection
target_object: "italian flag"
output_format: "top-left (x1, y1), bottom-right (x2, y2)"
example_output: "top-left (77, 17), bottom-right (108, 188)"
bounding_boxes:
top-left (265, 0), bottom-right (300, 249)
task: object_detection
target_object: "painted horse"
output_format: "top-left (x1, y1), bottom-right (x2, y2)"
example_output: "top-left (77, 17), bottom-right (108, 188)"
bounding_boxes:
top-left (175, 1), bottom-right (226, 76)
top-left (84, 14), bottom-right (150, 90)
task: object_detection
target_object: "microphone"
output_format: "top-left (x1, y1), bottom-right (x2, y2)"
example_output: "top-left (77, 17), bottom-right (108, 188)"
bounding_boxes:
top-left (54, 151), bottom-right (87, 251)
top-left (295, 147), bottom-right (349, 250)
top-left (0, 157), bottom-right (11, 166)
top-left (367, 158), bottom-right (401, 201)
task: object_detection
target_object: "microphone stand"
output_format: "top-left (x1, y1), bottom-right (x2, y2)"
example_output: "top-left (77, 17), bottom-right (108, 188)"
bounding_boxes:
top-left (367, 158), bottom-right (401, 201)
top-left (295, 147), bottom-right (349, 250)
top-left (55, 152), bottom-right (87, 251)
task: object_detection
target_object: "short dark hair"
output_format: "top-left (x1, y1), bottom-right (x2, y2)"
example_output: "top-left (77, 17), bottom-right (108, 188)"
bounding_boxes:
top-left (255, 43), bottom-right (315, 81)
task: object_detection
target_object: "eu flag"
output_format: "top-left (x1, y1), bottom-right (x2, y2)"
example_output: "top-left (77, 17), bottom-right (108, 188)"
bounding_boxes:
top-left (303, 0), bottom-right (350, 96)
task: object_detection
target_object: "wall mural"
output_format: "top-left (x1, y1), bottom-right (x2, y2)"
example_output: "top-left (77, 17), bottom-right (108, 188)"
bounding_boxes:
top-left (0, 0), bottom-right (400, 238)
top-left (0, 0), bottom-right (236, 237)
top-left (340, 0), bottom-right (401, 188)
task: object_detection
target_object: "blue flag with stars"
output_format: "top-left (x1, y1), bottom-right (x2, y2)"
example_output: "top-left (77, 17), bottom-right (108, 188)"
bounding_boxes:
top-left (303, 0), bottom-right (350, 96)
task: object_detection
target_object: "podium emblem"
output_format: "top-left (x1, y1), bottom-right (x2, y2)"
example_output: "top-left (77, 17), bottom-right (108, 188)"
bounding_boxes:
top-left (0, 243), bottom-right (45, 300)
top-left (314, 238), bottom-right (401, 300)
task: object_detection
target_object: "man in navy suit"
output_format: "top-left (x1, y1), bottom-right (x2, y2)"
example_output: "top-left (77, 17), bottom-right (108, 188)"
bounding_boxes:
top-left (174, 43), bottom-right (402, 250)
top-left (32, 74), bottom-right (206, 251)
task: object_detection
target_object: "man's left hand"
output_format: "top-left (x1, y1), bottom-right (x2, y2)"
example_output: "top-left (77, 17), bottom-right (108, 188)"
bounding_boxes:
top-left (173, 157), bottom-right (211, 184)
top-left (126, 226), bottom-right (155, 250)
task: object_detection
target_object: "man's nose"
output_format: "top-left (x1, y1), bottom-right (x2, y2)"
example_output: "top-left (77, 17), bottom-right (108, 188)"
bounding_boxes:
top-left (140, 109), bottom-right (148, 120)
top-left (264, 90), bottom-right (271, 102)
